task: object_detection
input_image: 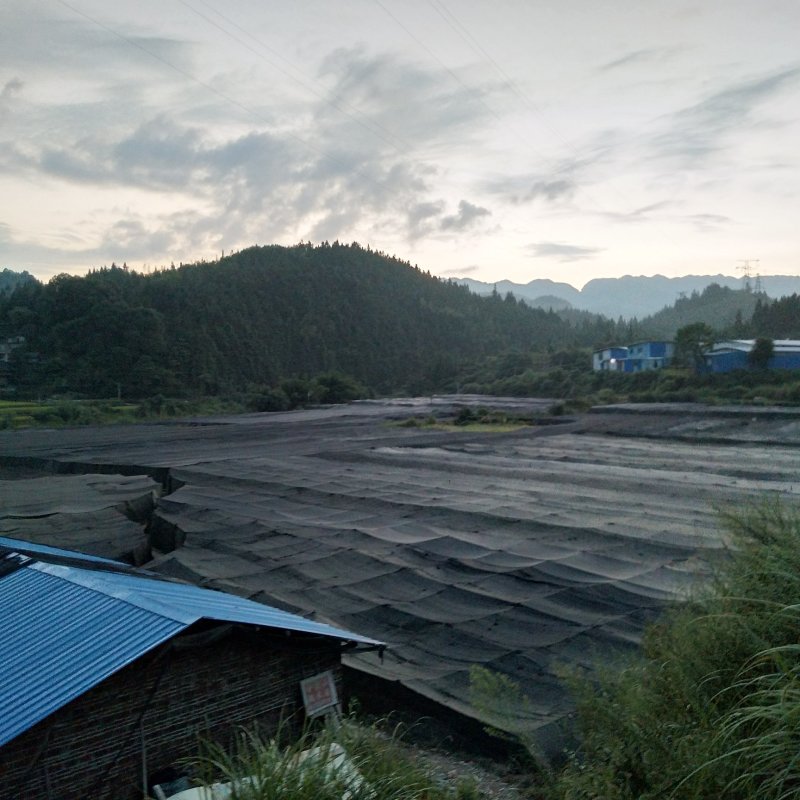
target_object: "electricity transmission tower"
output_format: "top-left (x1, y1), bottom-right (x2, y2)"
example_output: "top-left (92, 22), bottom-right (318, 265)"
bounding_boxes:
top-left (737, 259), bottom-right (759, 292)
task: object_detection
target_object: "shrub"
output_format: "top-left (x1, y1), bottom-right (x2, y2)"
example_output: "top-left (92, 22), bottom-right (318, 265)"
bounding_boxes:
top-left (314, 372), bottom-right (368, 404)
top-left (188, 717), bottom-right (472, 800)
top-left (454, 407), bottom-right (477, 425)
top-left (552, 501), bottom-right (800, 800)
top-left (250, 388), bottom-right (290, 412)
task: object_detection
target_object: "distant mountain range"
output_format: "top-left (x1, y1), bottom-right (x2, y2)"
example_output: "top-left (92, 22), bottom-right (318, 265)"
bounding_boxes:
top-left (455, 274), bottom-right (800, 318)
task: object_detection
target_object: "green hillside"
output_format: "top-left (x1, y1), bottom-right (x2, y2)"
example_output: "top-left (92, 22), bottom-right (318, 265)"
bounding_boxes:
top-left (0, 243), bottom-right (577, 399)
top-left (635, 283), bottom-right (760, 339)
top-left (750, 294), bottom-right (800, 338)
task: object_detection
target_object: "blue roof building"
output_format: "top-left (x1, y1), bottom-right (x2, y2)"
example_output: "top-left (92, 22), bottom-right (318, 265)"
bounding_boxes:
top-left (0, 538), bottom-right (382, 800)
top-left (592, 346), bottom-right (629, 371)
top-left (704, 339), bottom-right (800, 373)
top-left (625, 341), bottom-right (674, 371)
top-left (592, 342), bottom-right (675, 372)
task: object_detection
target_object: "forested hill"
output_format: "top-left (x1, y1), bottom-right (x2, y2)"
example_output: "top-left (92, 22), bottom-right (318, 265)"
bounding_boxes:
top-left (0, 243), bottom-right (582, 398)
top-left (0, 268), bottom-right (37, 295)
top-left (634, 283), bottom-right (761, 339)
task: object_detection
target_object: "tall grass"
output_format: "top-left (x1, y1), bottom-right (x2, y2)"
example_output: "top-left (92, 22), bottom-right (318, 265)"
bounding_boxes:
top-left (707, 637), bottom-right (800, 799)
top-left (187, 717), bottom-right (480, 800)
top-left (552, 501), bottom-right (800, 800)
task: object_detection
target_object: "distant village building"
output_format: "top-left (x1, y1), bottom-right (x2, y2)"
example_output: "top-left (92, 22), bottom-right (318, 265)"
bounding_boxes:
top-left (592, 341), bottom-right (674, 372)
top-left (593, 338), bottom-right (800, 374)
top-left (704, 339), bottom-right (800, 372)
top-left (0, 537), bottom-right (381, 800)
top-left (592, 346), bottom-right (629, 371)
top-left (626, 341), bottom-right (674, 371)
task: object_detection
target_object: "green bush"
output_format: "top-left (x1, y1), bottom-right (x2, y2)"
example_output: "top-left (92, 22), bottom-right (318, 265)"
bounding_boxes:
top-left (250, 388), bottom-right (291, 412)
top-left (552, 501), bottom-right (800, 800)
top-left (454, 407), bottom-right (477, 425)
top-left (188, 717), bottom-right (478, 800)
top-left (314, 372), bottom-right (368, 404)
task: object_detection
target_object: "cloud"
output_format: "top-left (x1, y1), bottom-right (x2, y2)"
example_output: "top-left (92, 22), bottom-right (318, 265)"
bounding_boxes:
top-left (653, 66), bottom-right (800, 164)
top-left (19, 110), bottom-right (432, 259)
top-left (0, 6), bottom-right (521, 274)
top-left (0, 78), bottom-right (23, 124)
top-left (33, 116), bottom-right (302, 195)
top-left (441, 264), bottom-right (479, 275)
top-left (599, 47), bottom-right (682, 72)
top-left (593, 200), bottom-right (672, 225)
top-left (7, 33), bottom-right (503, 263)
top-left (686, 213), bottom-right (731, 232)
top-left (0, 1), bottom-right (194, 81)
top-left (486, 174), bottom-right (576, 205)
top-left (524, 179), bottom-right (576, 203)
top-left (440, 200), bottom-right (491, 231)
top-left (0, 206), bottom-right (226, 278)
top-left (406, 200), bottom-right (445, 239)
top-left (316, 46), bottom-right (491, 149)
top-left (485, 125), bottom-right (627, 209)
top-left (527, 242), bottom-right (602, 262)
top-left (1, 78), bottom-right (22, 100)
top-left (98, 218), bottom-right (176, 255)
top-left (600, 49), bottom-right (656, 72)
top-left (406, 198), bottom-right (491, 239)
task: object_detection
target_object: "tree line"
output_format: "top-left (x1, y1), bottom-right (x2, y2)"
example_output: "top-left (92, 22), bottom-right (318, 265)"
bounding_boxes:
top-left (0, 243), bottom-right (584, 399)
top-left (1, 246), bottom-right (797, 402)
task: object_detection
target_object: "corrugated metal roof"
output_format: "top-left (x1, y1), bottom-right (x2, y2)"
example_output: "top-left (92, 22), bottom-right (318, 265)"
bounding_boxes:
top-left (710, 339), bottom-right (800, 354)
top-left (31, 560), bottom-right (383, 642)
top-left (0, 535), bottom-right (124, 565)
top-left (0, 566), bottom-right (183, 747)
top-left (0, 543), bottom-right (383, 748)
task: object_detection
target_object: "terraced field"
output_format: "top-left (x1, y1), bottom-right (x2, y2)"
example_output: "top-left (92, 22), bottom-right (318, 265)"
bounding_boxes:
top-left (2, 397), bottom-right (798, 753)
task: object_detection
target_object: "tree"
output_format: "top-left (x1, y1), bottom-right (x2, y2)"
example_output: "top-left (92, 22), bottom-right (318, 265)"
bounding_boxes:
top-left (673, 322), bottom-right (714, 371)
top-left (748, 337), bottom-right (774, 370)
top-left (313, 372), bottom-right (367, 404)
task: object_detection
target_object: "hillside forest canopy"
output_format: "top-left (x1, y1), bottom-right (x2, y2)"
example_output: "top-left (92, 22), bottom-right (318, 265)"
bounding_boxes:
top-left (1, 242), bottom-right (799, 405)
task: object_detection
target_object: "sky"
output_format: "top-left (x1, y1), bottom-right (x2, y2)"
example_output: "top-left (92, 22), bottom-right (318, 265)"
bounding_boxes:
top-left (1, 0), bottom-right (799, 288)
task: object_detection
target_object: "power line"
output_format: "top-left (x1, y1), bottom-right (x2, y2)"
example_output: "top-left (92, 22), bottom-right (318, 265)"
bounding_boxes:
top-left (423, 0), bottom-right (681, 238)
top-left (53, 0), bottom-right (400, 194)
top-left (373, 0), bottom-right (560, 169)
top-left (375, 0), bottom-right (631, 220)
top-left (179, 0), bottom-right (411, 156)
top-left (429, 0), bottom-right (563, 143)
top-left (738, 259), bottom-right (759, 292)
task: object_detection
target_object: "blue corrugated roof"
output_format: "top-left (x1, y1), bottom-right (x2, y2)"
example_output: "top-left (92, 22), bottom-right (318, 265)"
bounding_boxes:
top-left (31, 560), bottom-right (382, 642)
top-left (0, 542), bottom-right (383, 748)
top-left (0, 566), bottom-right (183, 747)
top-left (0, 535), bottom-right (124, 565)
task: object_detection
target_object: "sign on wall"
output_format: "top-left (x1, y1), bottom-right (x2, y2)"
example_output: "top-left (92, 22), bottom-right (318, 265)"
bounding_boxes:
top-left (300, 671), bottom-right (339, 717)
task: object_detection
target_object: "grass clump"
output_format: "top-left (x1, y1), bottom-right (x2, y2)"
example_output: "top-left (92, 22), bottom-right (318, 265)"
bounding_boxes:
top-left (551, 501), bottom-right (800, 800)
top-left (187, 717), bottom-right (484, 800)
top-left (469, 665), bottom-right (549, 776)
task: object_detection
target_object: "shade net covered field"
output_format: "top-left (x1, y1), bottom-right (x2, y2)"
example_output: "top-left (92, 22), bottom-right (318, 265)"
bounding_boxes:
top-left (2, 397), bottom-right (798, 752)
top-left (0, 472), bottom-right (158, 562)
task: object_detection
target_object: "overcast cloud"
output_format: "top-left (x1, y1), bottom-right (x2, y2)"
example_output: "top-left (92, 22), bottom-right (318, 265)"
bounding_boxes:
top-left (528, 242), bottom-right (604, 262)
top-left (1, 0), bottom-right (799, 286)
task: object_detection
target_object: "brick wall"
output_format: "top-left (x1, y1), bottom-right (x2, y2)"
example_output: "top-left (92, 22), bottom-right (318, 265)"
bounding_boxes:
top-left (1, 624), bottom-right (342, 800)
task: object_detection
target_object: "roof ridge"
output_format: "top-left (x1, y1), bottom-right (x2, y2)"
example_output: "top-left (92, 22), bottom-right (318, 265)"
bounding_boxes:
top-left (30, 561), bottom-right (198, 624)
